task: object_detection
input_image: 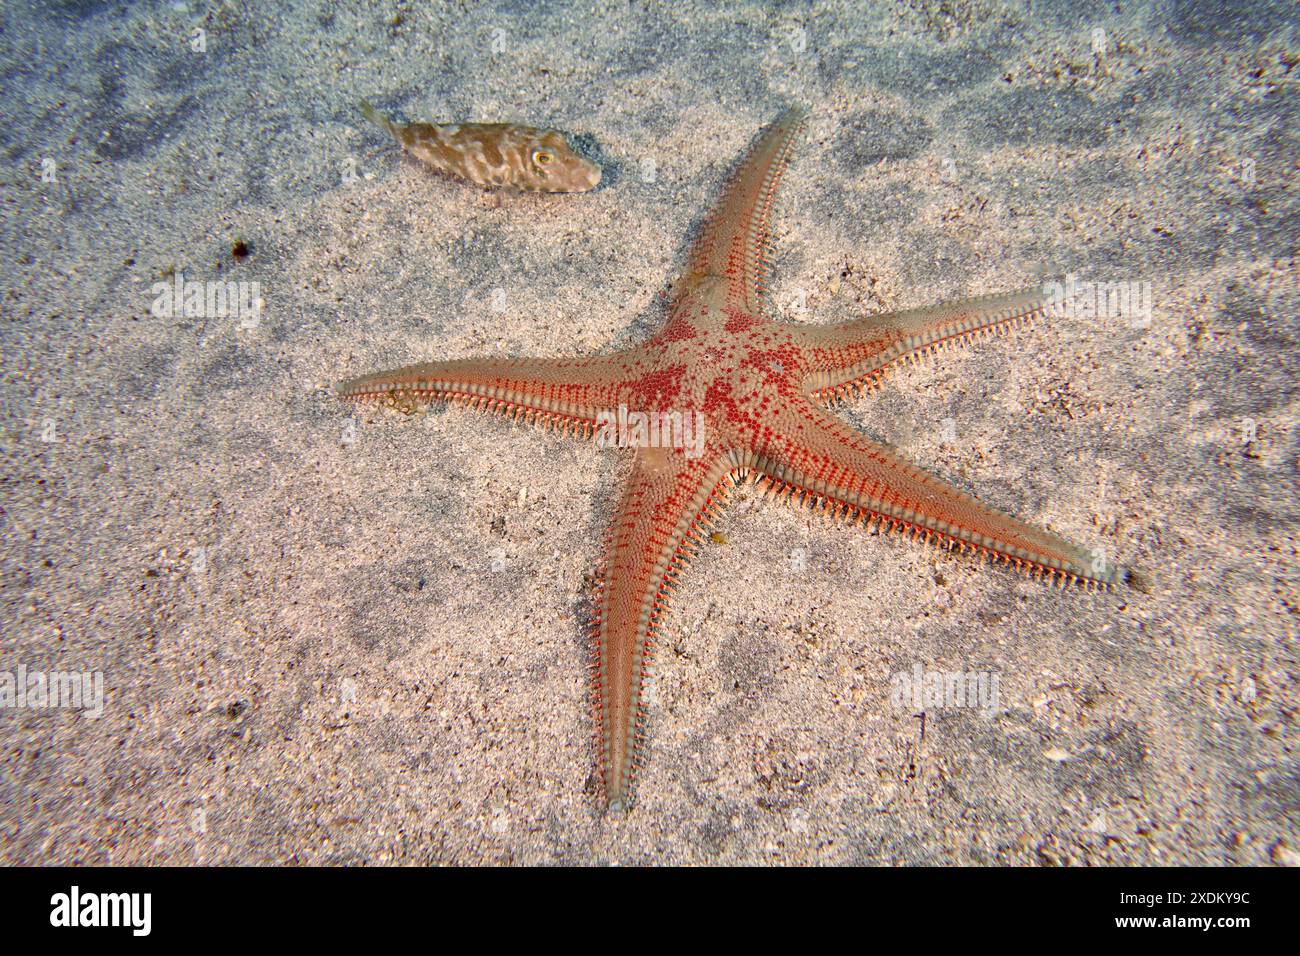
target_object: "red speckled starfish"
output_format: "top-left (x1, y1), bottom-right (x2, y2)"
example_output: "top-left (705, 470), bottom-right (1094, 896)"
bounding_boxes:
top-left (339, 107), bottom-right (1127, 811)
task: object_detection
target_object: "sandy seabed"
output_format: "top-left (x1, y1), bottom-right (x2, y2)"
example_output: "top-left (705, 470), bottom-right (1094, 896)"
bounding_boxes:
top-left (0, 0), bottom-right (1295, 864)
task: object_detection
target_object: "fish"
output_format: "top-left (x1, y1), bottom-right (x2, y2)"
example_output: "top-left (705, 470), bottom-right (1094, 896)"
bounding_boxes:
top-left (359, 101), bottom-right (602, 193)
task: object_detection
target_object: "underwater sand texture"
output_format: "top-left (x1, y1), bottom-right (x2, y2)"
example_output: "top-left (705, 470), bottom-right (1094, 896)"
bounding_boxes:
top-left (0, 0), bottom-right (1294, 864)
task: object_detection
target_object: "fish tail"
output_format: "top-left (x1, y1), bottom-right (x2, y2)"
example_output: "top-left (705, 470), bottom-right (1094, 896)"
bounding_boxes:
top-left (359, 99), bottom-right (400, 141)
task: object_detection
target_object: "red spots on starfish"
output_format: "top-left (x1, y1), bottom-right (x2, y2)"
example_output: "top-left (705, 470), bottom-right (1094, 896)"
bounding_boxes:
top-left (661, 316), bottom-right (698, 342)
top-left (739, 346), bottom-right (798, 391)
top-left (624, 364), bottom-right (688, 410)
top-left (701, 377), bottom-right (737, 415)
top-left (724, 311), bottom-right (760, 334)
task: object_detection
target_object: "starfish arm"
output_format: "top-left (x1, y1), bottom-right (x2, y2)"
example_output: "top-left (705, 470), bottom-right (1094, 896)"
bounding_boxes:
top-left (337, 352), bottom-right (638, 435)
top-left (756, 404), bottom-right (1120, 587)
top-left (672, 106), bottom-right (808, 316)
top-left (592, 446), bottom-right (739, 810)
top-left (798, 286), bottom-right (1060, 400)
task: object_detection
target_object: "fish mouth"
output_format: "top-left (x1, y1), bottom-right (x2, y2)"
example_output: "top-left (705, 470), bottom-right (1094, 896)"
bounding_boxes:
top-left (538, 162), bottom-right (602, 193)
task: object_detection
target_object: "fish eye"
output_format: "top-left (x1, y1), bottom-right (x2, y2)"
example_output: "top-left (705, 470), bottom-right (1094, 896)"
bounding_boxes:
top-left (532, 149), bottom-right (554, 166)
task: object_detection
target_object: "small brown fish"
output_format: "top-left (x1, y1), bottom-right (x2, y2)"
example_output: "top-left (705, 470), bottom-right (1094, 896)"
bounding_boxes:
top-left (359, 101), bottom-right (601, 193)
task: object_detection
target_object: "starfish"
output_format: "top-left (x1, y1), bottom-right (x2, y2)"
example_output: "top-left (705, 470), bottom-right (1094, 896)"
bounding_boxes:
top-left (339, 107), bottom-right (1128, 812)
